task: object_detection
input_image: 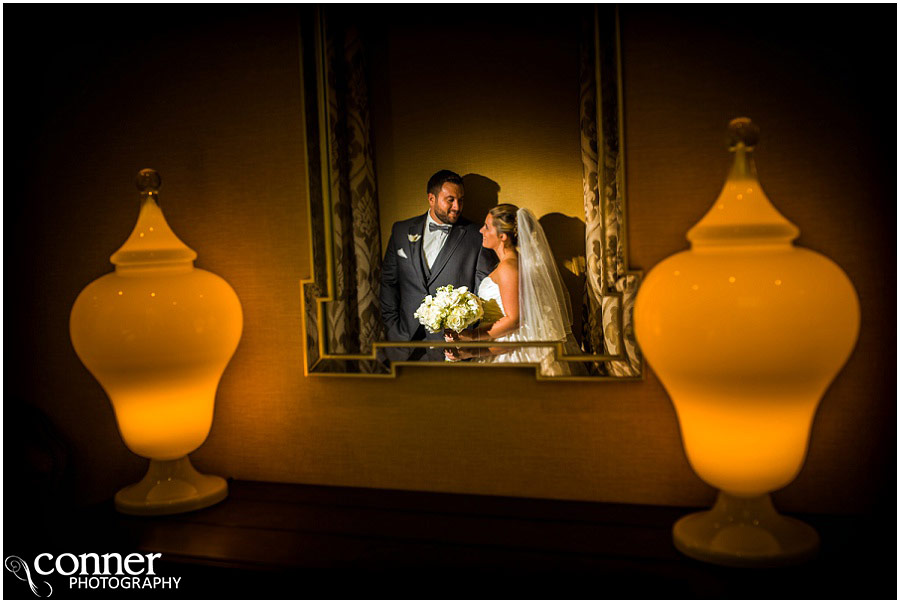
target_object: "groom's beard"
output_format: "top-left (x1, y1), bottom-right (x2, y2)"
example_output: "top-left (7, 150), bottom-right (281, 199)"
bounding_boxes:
top-left (435, 208), bottom-right (460, 224)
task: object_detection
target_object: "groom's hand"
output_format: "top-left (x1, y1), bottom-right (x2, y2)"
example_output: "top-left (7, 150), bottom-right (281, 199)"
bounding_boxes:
top-left (446, 327), bottom-right (478, 342)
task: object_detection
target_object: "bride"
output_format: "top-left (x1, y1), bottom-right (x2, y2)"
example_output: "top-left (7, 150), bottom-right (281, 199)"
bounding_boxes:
top-left (444, 204), bottom-right (586, 376)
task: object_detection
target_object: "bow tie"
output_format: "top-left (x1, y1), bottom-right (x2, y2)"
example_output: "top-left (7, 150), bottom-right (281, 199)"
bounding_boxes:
top-left (428, 222), bottom-right (451, 233)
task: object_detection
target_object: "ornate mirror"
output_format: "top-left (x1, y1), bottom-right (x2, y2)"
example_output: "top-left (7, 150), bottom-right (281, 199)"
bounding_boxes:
top-left (300, 5), bottom-right (641, 380)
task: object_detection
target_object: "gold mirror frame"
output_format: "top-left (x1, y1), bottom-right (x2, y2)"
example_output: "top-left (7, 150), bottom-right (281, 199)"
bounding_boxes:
top-left (299, 6), bottom-right (642, 380)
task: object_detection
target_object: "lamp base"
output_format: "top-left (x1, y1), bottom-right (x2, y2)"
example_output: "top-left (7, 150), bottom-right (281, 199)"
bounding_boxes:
top-left (115, 456), bottom-right (227, 516)
top-left (673, 491), bottom-right (819, 567)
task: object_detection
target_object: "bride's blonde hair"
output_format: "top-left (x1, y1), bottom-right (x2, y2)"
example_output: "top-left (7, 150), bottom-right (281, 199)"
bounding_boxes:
top-left (489, 204), bottom-right (519, 248)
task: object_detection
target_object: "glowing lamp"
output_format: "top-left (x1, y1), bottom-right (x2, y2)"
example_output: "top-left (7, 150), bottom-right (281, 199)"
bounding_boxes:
top-left (634, 119), bottom-right (860, 566)
top-left (70, 169), bottom-right (242, 515)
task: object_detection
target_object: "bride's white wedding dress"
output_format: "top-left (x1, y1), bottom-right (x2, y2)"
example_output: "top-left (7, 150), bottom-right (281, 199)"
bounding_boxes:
top-left (475, 208), bottom-right (587, 377)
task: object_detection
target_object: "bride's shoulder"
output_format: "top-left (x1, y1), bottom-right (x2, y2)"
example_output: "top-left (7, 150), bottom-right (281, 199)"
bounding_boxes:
top-left (492, 257), bottom-right (518, 283)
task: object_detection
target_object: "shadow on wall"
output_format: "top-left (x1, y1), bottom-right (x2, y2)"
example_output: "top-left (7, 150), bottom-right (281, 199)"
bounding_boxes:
top-left (540, 213), bottom-right (586, 346)
top-left (461, 173), bottom-right (499, 225)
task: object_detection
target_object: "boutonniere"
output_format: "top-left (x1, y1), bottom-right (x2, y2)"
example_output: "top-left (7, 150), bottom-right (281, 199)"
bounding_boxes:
top-left (408, 234), bottom-right (421, 243)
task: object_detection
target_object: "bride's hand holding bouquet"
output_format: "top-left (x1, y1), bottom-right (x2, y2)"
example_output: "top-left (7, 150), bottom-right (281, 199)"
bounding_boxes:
top-left (412, 284), bottom-right (503, 361)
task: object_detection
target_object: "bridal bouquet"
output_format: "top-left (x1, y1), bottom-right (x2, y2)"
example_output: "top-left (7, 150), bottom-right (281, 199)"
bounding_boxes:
top-left (414, 285), bottom-right (503, 334)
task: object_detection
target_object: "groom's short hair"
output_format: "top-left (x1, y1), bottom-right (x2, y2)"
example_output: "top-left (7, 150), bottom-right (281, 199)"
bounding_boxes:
top-left (427, 170), bottom-right (463, 197)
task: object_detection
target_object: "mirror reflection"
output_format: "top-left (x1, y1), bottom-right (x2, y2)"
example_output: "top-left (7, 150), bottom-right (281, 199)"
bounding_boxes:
top-left (380, 170), bottom-right (586, 377)
top-left (300, 6), bottom-right (641, 379)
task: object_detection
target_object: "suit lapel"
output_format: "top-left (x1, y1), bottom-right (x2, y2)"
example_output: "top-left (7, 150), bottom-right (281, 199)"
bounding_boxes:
top-left (426, 222), bottom-right (467, 288)
top-left (407, 214), bottom-right (428, 287)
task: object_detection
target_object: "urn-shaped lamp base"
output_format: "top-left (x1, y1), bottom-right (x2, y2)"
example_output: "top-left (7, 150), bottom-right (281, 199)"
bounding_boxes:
top-left (115, 456), bottom-right (227, 516)
top-left (673, 491), bottom-right (819, 567)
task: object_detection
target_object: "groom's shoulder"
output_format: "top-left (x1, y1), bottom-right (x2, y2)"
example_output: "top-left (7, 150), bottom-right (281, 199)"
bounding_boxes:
top-left (391, 213), bottom-right (426, 231)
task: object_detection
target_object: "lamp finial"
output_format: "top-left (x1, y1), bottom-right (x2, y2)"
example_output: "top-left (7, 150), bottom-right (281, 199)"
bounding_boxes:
top-left (686, 118), bottom-right (798, 246)
top-left (136, 169), bottom-right (162, 196)
top-left (726, 117), bottom-right (760, 150)
top-left (111, 170), bottom-right (197, 268)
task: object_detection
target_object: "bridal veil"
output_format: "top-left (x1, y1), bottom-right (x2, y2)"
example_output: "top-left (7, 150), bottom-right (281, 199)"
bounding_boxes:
top-left (515, 208), bottom-right (579, 357)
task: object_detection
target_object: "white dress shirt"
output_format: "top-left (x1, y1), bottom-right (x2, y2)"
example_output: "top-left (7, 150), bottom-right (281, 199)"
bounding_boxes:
top-left (423, 212), bottom-right (451, 269)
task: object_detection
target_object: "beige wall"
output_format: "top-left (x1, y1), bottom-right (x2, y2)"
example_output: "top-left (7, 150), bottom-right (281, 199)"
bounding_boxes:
top-left (10, 6), bottom-right (894, 515)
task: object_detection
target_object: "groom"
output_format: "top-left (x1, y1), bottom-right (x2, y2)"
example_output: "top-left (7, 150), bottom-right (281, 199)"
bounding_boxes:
top-left (380, 170), bottom-right (496, 359)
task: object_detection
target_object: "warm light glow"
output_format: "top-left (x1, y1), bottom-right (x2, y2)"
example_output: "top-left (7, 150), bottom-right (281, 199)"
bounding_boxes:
top-left (71, 269), bottom-right (242, 460)
top-left (634, 119), bottom-right (860, 566)
top-left (106, 375), bottom-right (218, 460)
top-left (636, 207), bottom-right (859, 499)
top-left (69, 170), bottom-right (242, 515)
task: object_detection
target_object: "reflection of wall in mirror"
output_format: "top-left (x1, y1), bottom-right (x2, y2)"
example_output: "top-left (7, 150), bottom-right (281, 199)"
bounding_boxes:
top-left (365, 6), bottom-right (588, 340)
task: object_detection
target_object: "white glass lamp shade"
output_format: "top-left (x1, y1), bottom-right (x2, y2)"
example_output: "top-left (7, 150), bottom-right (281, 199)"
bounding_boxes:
top-left (634, 119), bottom-right (860, 566)
top-left (70, 169), bottom-right (242, 515)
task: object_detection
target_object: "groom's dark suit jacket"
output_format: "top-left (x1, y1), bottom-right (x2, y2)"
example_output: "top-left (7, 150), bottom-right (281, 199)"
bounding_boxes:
top-left (381, 212), bottom-right (496, 346)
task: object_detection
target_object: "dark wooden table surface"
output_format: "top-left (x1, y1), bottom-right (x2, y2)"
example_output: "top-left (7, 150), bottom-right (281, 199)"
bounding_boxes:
top-left (10, 480), bottom-right (896, 599)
